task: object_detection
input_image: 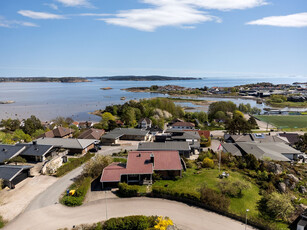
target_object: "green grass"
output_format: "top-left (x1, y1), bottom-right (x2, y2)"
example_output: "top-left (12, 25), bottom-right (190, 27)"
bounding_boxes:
top-left (154, 168), bottom-right (261, 218)
top-left (255, 115), bottom-right (307, 129)
top-left (265, 100), bottom-right (307, 108)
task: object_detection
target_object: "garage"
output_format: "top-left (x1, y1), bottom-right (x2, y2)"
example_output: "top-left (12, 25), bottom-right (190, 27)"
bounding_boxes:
top-left (0, 165), bottom-right (33, 189)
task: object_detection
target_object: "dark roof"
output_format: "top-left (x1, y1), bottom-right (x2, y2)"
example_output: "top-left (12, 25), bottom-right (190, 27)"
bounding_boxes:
top-left (17, 143), bottom-right (54, 157)
top-left (40, 127), bottom-right (74, 138)
top-left (171, 131), bottom-right (200, 140)
top-left (279, 133), bottom-right (300, 145)
top-left (138, 141), bottom-right (190, 151)
top-left (221, 143), bottom-right (242, 156)
top-left (0, 165), bottom-right (33, 181)
top-left (102, 128), bottom-right (149, 140)
top-left (0, 145), bottom-right (25, 163)
top-left (78, 128), bottom-right (105, 140)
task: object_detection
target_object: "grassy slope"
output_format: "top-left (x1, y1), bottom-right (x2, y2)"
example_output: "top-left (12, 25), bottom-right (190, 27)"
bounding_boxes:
top-left (154, 168), bottom-right (261, 218)
top-left (255, 115), bottom-right (307, 129)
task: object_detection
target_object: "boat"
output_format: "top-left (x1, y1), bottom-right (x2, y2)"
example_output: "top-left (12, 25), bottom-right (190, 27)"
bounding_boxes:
top-left (120, 97), bottom-right (126, 100)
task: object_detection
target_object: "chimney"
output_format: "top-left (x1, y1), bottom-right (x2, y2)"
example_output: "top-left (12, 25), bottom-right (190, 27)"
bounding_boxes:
top-left (33, 140), bottom-right (37, 145)
top-left (150, 154), bottom-right (154, 166)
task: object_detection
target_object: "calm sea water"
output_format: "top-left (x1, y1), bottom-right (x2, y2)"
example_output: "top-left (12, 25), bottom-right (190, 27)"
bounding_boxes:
top-left (0, 77), bottom-right (306, 121)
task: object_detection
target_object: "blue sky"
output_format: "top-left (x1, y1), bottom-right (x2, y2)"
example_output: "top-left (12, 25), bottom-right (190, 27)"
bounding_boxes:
top-left (0, 0), bottom-right (306, 78)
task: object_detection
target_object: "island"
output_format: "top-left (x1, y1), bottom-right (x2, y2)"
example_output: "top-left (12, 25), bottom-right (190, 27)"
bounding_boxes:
top-left (88, 75), bottom-right (202, 81)
top-left (0, 77), bottom-right (90, 83)
top-left (100, 87), bottom-right (113, 90)
top-left (0, 100), bottom-right (15, 104)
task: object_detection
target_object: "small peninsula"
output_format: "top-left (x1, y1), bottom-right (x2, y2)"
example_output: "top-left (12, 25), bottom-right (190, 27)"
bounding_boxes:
top-left (0, 77), bottom-right (90, 83)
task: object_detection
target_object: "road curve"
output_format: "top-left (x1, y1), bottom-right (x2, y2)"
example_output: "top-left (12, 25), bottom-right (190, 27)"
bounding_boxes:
top-left (5, 197), bottom-right (252, 230)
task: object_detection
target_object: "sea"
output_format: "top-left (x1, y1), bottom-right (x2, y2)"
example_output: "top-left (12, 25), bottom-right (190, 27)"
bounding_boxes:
top-left (0, 76), bottom-right (306, 122)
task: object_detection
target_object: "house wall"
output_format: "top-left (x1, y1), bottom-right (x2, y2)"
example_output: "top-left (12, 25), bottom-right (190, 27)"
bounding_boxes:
top-left (155, 170), bottom-right (181, 179)
top-left (172, 126), bottom-right (194, 130)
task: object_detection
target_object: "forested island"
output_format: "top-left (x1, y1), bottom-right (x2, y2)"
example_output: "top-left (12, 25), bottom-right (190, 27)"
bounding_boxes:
top-left (0, 77), bottom-right (90, 83)
top-left (89, 75), bottom-right (201, 81)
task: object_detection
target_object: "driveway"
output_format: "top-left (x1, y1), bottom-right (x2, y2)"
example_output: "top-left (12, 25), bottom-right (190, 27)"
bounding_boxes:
top-left (5, 197), bottom-right (255, 230)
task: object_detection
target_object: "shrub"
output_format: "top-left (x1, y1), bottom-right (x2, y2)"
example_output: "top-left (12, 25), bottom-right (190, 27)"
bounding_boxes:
top-left (200, 186), bottom-right (230, 211)
top-left (0, 179), bottom-right (3, 190)
top-left (202, 157), bottom-right (214, 168)
top-left (218, 180), bottom-right (250, 198)
top-left (61, 176), bottom-right (92, 206)
top-left (55, 153), bottom-right (94, 177)
top-left (118, 183), bottom-right (139, 197)
top-left (152, 186), bottom-right (200, 202)
top-left (103, 215), bottom-right (157, 230)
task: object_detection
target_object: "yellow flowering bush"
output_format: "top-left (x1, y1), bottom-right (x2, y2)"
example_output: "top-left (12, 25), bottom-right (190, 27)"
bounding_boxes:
top-left (154, 216), bottom-right (174, 230)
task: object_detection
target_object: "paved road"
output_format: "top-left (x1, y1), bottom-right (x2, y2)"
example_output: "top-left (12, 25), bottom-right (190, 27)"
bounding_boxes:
top-left (6, 197), bottom-right (253, 230)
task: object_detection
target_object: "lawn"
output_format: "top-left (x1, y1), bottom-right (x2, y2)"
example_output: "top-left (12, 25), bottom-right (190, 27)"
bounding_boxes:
top-left (255, 115), bottom-right (307, 129)
top-left (154, 168), bottom-right (261, 219)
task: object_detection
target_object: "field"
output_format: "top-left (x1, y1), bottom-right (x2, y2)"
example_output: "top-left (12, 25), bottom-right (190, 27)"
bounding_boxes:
top-left (255, 115), bottom-right (307, 129)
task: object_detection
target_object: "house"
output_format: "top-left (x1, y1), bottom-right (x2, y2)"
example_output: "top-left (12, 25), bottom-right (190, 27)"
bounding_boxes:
top-left (279, 133), bottom-right (300, 146)
top-left (0, 145), bottom-right (26, 164)
top-left (100, 151), bottom-right (182, 188)
top-left (39, 127), bottom-right (74, 139)
top-left (171, 121), bottom-right (195, 130)
top-left (0, 165), bottom-right (33, 188)
top-left (297, 209), bottom-right (307, 230)
top-left (138, 118), bottom-right (152, 129)
top-left (138, 141), bottom-right (191, 158)
top-left (72, 121), bottom-right (80, 128)
top-left (79, 121), bottom-right (94, 129)
top-left (17, 141), bottom-right (55, 162)
top-left (224, 133), bottom-right (287, 144)
top-left (78, 128), bottom-right (105, 140)
top-left (101, 128), bottom-right (150, 145)
top-left (223, 142), bottom-right (300, 161)
top-left (35, 138), bottom-right (96, 154)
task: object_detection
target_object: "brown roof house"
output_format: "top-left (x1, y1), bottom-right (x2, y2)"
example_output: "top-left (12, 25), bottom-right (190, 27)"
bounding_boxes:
top-left (171, 121), bottom-right (195, 130)
top-left (101, 151), bottom-right (183, 188)
top-left (39, 127), bottom-right (74, 139)
top-left (78, 128), bottom-right (105, 140)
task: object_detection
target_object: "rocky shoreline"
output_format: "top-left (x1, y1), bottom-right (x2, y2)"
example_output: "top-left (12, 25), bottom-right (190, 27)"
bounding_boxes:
top-left (0, 100), bottom-right (15, 104)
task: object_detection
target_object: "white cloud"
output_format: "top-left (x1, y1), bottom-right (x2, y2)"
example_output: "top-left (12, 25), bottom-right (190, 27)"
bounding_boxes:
top-left (55, 0), bottom-right (92, 7)
top-left (79, 13), bottom-right (112, 16)
top-left (18, 10), bottom-right (66, 19)
top-left (247, 12), bottom-right (307, 27)
top-left (101, 0), bottom-right (266, 31)
top-left (44, 3), bottom-right (59, 10)
top-left (0, 16), bottom-right (39, 28)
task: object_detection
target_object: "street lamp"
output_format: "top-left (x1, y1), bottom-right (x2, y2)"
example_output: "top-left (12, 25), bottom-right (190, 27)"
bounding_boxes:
top-left (245, 209), bottom-right (249, 230)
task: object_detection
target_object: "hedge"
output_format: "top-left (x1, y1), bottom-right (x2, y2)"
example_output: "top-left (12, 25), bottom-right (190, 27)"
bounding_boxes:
top-left (103, 215), bottom-right (157, 230)
top-left (118, 183), bottom-right (139, 197)
top-left (61, 176), bottom-right (92, 206)
top-left (55, 153), bottom-right (94, 177)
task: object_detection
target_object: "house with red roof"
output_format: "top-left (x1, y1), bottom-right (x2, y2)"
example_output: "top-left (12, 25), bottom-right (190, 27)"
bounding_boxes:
top-left (100, 151), bottom-right (183, 188)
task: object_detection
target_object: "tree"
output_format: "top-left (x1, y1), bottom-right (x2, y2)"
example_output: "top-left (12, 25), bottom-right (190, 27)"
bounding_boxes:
top-left (1, 118), bottom-right (20, 131)
top-left (23, 115), bottom-right (43, 135)
top-left (245, 154), bottom-right (260, 170)
top-left (82, 155), bottom-right (113, 178)
top-left (296, 133), bottom-right (307, 153)
top-left (265, 192), bottom-right (294, 221)
top-left (233, 110), bottom-right (244, 118)
top-left (6, 156), bottom-right (27, 165)
top-left (31, 129), bottom-right (45, 139)
top-left (122, 107), bottom-right (136, 127)
top-left (101, 112), bottom-right (115, 129)
top-left (251, 107), bottom-right (261, 115)
top-left (225, 116), bottom-right (251, 135)
top-left (208, 101), bottom-right (237, 120)
top-left (214, 111), bottom-right (227, 121)
top-left (248, 116), bottom-right (258, 129)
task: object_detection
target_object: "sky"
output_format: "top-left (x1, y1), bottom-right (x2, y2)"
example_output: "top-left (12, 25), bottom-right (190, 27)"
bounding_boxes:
top-left (0, 0), bottom-right (306, 78)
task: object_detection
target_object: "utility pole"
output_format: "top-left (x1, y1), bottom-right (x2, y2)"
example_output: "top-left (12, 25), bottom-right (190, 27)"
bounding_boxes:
top-left (245, 209), bottom-right (249, 230)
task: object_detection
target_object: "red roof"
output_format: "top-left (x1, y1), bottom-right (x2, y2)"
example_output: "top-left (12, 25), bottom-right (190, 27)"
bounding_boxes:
top-left (198, 130), bottom-right (210, 139)
top-left (100, 151), bottom-right (182, 183)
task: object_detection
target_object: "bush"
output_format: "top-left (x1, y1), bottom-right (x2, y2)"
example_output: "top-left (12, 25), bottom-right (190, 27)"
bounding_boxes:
top-left (103, 215), bottom-right (157, 230)
top-left (118, 183), bottom-right (139, 197)
top-left (61, 176), bottom-right (92, 206)
top-left (200, 186), bottom-right (230, 211)
top-left (218, 180), bottom-right (250, 198)
top-left (265, 192), bottom-right (294, 221)
top-left (55, 153), bottom-right (94, 177)
top-left (152, 186), bottom-right (200, 202)
top-left (202, 157), bottom-right (214, 168)
top-left (0, 179), bottom-right (3, 190)
top-left (0, 215), bottom-right (5, 228)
